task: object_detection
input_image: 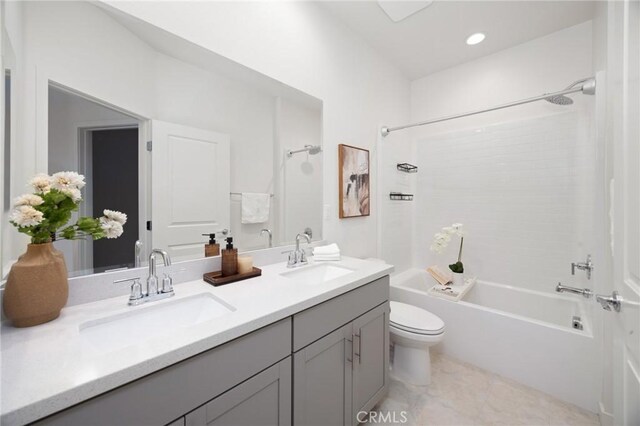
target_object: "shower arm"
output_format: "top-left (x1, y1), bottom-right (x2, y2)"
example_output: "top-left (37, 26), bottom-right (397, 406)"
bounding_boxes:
top-left (286, 145), bottom-right (321, 158)
top-left (287, 147), bottom-right (312, 156)
top-left (381, 78), bottom-right (595, 137)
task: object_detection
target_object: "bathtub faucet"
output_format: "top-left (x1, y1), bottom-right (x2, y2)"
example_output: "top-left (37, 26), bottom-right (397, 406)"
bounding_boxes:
top-left (571, 254), bottom-right (594, 280)
top-left (555, 282), bottom-right (592, 299)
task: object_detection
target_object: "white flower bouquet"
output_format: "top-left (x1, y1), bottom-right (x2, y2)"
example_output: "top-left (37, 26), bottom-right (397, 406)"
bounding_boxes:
top-left (10, 172), bottom-right (127, 244)
top-left (430, 223), bottom-right (465, 273)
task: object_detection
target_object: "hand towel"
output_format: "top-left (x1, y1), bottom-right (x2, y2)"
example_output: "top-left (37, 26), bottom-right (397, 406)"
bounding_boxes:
top-left (314, 254), bottom-right (342, 261)
top-left (241, 193), bottom-right (270, 224)
top-left (313, 243), bottom-right (341, 256)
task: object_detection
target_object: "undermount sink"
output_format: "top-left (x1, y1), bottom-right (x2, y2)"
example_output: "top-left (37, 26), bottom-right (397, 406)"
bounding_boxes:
top-left (80, 293), bottom-right (235, 352)
top-left (281, 263), bottom-right (354, 285)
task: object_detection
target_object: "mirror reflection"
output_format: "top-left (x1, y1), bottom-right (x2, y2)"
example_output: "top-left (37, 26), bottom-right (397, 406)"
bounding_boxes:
top-left (3, 1), bottom-right (323, 278)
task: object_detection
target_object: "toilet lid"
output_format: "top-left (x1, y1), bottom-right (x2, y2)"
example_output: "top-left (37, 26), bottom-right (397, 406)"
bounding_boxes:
top-left (390, 301), bottom-right (445, 335)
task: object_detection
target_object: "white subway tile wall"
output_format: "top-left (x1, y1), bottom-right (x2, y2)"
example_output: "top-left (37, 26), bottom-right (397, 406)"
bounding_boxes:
top-left (413, 111), bottom-right (597, 294)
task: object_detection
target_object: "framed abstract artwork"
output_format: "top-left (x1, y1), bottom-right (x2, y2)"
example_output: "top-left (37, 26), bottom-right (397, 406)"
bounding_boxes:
top-left (338, 144), bottom-right (370, 218)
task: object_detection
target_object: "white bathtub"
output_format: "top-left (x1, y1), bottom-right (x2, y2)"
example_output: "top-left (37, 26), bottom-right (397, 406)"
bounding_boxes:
top-left (390, 268), bottom-right (600, 412)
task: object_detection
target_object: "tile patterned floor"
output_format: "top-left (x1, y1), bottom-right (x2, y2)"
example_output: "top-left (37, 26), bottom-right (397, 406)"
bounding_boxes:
top-left (366, 352), bottom-right (600, 426)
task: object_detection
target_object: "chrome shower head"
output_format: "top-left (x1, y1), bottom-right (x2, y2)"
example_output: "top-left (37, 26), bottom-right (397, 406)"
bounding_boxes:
top-left (286, 145), bottom-right (322, 158)
top-left (545, 94), bottom-right (574, 105)
top-left (306, 145), bottom-right (322, 155)
top-left (545, 77), bottom-right (595, 106)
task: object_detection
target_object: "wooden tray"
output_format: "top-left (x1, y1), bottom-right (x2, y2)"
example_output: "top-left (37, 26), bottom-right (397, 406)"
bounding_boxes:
top-left (203, 267), bottom-right (262, 287)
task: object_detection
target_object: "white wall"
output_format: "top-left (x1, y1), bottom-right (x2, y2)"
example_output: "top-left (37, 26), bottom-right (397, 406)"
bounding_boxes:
top-left (409, 21), bottom-right (607, 414)
top-left (278, 97), bottom-right (322, 245)
top-left (1, 0), bottom-right (25, 275)
top-left (103, 0), bottom-right (412, 262)
top-left (409, 21), bottom-right (597, 292)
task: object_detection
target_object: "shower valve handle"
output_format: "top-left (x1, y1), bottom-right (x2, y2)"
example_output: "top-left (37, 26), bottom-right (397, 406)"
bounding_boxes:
top-left (571, 255), bottom-right (593, 280)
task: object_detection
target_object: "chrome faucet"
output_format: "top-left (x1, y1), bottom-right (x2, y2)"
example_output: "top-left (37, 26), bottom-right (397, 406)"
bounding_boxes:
top-left (555, 282), bottom-right (592, 298)
top-left (148, 249), bottom-right (171, 296)
top-left (571, 255), bottom-right (594, 280)
top-left (260, 229), bottom-right (273, 248)
top-left (115, 249), bottom-right (174, 306)
top-left (288, 233), bottom-right (311, 268)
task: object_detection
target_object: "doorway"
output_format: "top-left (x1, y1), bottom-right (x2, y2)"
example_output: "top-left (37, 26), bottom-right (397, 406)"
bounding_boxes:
top-left (84, 127), bottom-right (139, 273)
top-left (48, 84), bottom-right (144, 276)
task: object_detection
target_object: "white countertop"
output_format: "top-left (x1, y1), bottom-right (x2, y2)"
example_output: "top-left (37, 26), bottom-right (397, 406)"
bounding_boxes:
top-left (0, 257), bottom-right (392, 425)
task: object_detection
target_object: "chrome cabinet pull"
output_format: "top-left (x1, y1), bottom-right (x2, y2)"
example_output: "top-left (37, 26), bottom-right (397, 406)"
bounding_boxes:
top-left (354, 331), bottom-right (362, 364)
top-left (346, 337), bottom-right (353, 363)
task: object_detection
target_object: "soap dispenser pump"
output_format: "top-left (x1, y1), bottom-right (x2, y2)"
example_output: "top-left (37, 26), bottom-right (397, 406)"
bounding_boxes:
top-left (221, 237), bottom-right (238, 277)
top-left (202, 233), bottom-right (220, 257)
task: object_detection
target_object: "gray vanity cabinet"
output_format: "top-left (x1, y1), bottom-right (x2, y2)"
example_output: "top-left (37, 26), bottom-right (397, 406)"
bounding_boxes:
top-left (292, 276), bottom-right (390, 426)
top-left (293, 324), bottom-right (354, 426)
top-left (184, 357), bottom-right (292, 426)
top-left (31, 276), bottom-right (390, 426)
top-left (35, 319), bottom-right (291, 426)
top-left (352, 303), bottom-right (389, 419)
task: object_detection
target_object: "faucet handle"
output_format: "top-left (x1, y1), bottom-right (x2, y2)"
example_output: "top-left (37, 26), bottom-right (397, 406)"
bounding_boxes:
top-left (129, 280), bottom-right (144, 305)
top-left (161, 273), bottom-right (174, 294)
top-left (287, 251), bottom-right (298, 267)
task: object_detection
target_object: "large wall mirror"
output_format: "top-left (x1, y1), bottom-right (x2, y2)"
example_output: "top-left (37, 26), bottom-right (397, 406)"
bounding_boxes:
top-left (2, 1), bottom-right (323, 278)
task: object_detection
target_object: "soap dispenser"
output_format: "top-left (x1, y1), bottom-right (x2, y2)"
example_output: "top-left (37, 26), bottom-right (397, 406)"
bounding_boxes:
top-left (221, 237), bottom-right (238, 277)
top-left (202, 233), bottom-right (220, 257)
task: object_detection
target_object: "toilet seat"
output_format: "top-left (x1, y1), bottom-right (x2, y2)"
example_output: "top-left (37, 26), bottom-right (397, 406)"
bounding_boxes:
top-left (390, 301), bottom-right (445, 335)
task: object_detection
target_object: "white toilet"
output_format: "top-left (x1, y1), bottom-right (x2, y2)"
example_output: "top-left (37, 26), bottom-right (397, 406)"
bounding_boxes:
top-left (389, 301), bottom-right (445, 386)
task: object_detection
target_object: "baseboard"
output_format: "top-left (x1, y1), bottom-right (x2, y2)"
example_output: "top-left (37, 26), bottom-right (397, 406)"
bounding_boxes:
top-left (598, 401), bottom-right (614, 426)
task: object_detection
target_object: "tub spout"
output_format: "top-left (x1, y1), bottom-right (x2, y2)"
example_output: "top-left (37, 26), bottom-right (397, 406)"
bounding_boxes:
top-left (555, 282), bottom-right (592, 299)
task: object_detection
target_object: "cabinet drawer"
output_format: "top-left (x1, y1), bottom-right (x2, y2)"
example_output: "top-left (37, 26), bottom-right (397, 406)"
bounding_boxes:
top-left (293, 276), bottom-right (389, 352)
top-left (36, 319), bottom-right (292, 426)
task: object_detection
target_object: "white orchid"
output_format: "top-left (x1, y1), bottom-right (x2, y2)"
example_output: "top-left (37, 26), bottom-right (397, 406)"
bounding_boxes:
top-left (430, 222), bottom-right (467, 274)
top-left (10, 206), bottom-right (44, 227)
top-left (14, 194), bottom-right (44, 207)
top-left (51, 171), bottom-right (86, 192)
top-left (100, 217), bottom-right (124, 239)
top-left (103, 209), bottom-right (127, 225)
top-left (29, 173), bottom-right (52, 194)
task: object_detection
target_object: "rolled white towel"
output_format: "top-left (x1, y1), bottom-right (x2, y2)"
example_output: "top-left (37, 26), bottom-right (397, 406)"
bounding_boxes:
top-left (314, 254), bottom-right (342, 261)
top-left (313, 243), bottom-right (341, 256)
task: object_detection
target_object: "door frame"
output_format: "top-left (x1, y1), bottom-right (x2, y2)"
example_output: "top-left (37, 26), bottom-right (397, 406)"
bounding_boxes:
top-left (41, 79), bottom-right (152, 273)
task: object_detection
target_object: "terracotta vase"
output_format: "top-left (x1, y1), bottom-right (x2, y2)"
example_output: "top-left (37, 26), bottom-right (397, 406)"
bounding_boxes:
top-left (3, 242), bottom-right (68, 327)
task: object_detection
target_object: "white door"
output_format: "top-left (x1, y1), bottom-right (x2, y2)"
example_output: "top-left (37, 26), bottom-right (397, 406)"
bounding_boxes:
top-left (151, 121), bottom-right (230, 262)
top-left (605, 1), bottom-right (640, 425)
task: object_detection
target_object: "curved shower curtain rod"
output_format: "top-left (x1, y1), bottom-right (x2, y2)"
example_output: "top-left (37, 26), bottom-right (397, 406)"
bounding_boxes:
top-left (381, 77), bottom-right (596, 137)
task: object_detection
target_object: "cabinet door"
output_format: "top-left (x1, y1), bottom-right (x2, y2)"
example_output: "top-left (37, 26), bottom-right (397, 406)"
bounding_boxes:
top-left (352, 302), bottom-right (389, 423)
top-left (185, 357), bottom-right (291, 426)
top-left (294, 323), bottom-right (353, 426)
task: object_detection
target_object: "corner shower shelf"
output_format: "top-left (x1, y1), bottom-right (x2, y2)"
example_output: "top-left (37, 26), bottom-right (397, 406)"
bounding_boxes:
top-left (390, 192), bottom-right (414, 201)
top-left (397, 163), bottom-right (418, 173)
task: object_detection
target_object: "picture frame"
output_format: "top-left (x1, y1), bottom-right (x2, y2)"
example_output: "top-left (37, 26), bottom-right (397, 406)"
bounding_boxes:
top-left (338, 144), bottom-right (370, 218)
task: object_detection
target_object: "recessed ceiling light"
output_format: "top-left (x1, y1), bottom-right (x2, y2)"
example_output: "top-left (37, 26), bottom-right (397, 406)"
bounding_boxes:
top-left (466, 33), bottom-right (486, 46)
